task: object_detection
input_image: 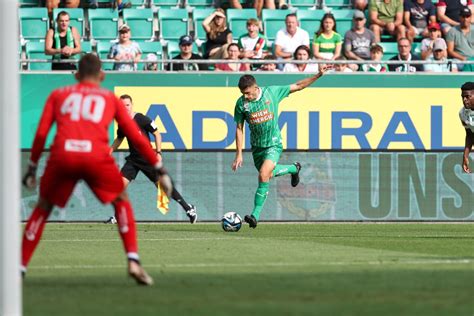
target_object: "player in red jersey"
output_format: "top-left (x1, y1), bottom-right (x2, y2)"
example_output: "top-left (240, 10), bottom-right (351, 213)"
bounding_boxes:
top-left (21, 54), bottom-right (171, 286)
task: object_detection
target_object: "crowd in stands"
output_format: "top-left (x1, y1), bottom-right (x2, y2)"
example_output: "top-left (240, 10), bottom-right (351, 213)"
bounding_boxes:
top-left (21, 0), bottom-right (474, 72)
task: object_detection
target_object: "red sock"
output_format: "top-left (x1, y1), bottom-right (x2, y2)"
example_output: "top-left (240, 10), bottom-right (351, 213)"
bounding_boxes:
top-left (113, 200), bottom-right (139, 261)
top-left (22, 206), bottom-right (50, 269)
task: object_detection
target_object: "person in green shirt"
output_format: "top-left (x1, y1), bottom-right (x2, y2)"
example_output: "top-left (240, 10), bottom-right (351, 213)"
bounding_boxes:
top-left (232, 66), bottom-right (329, 228)
top-left (369, 0), bottom-right (406, 42)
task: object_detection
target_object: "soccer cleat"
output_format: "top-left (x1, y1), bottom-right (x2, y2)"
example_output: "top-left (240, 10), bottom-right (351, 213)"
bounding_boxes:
top-left (291, 162), bottom-right (302, 187)
top-left (128, 260), bottom-right (154, 286)
top-left (186, 205), bottom-right (197, 224)
top-left (244, 215), bottom-right (258, 229)
top-left (104, 216), bottom-right (117, 224)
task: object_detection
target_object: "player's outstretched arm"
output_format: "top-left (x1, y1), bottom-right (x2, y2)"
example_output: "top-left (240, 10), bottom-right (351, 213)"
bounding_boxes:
top-left (232, 123), bottom-right (244, 172)
top-left (289, 64), bottom-right (330, 94)
top-left (462, 129), bottom-right (473, 173)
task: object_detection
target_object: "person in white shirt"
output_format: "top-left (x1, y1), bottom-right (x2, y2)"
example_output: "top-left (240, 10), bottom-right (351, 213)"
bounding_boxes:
top-left (274, 13), bottom-right (310, 68)
top-left (423, 38), bottom-right (458, 72)
top-left (459, 81), bottom-right (474, 173)
top-left (283, 45), bottom-right (318, 72)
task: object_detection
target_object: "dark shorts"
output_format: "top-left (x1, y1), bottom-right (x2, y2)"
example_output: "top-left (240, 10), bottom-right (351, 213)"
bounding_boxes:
top-left (121, 159), bottom-right (158, 183)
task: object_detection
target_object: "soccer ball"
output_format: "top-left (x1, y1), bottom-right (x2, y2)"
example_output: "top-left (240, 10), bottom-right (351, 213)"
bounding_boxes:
top-left (221, 212), bottom-right (242, 232)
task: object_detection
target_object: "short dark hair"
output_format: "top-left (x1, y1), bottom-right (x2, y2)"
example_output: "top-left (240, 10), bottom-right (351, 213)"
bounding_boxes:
top-left (293, 45), bottom-right (311, 59)
top-left (120, 94), bottom-right (133, 102)
top-left (56, 11), bottom-right (69, 21)
top-left (461, 82), bottom-right (474, 91)
top-left (370, 44), bottom-right (383, 54)
top-left (238, 75), bottom-right (257, 90)
top-left (286, 13), bottom-right (297, 20)
top-left (78, 53), bottom-right (101, 78)
top-left (227, 43), bottom-right (240, 52)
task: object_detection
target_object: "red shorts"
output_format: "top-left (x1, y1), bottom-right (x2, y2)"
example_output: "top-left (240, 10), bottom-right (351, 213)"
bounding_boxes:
top-left (40, 155), bottom-right (124, 208)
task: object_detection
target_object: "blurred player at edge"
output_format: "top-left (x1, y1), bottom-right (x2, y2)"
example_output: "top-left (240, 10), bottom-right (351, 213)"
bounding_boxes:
top-left (21, 54), bottom-right (172, 286)
top-left (459, 81), bottom-right (474, 173)
top-left (232, 66), bottom-right (329, 228)
top-left (105, 94), bottom-right (197, 224)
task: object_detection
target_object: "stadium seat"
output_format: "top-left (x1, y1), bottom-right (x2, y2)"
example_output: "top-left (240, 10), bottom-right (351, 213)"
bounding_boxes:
top-left (25, 41), bottom-right (51, 71)
top-left (96, 40), bottom-right (116, 70)
top-left (80, 41), bottom-right (93, 54)
top-left (192, 8), bottom-right (214, 42)
top-left (158, 9), bottom-right (189, 41)
top-left (151, 0), bottom-right (181, 9)
top-left (322, 0), bottom-right (351, 9)
top-left (379, 42), bottom-right (398, 60)
top-left (19, 0), bottom-right (40, 7)
top-left (329, 9), bottom-right (354, 35)
top-left (186, 0), bottom-right (214, 8)
top-left (136, 41), bottom-right (164, 70)
top-left (128, 0), bottom-right (147, 8)
top-left (19, 8), bottom-right (49, 41)
top-left (288, 0), bottom-right (317, 9)
top-left (53, 8), bottom-right (85, 39)
top-left (297, 10), bottom-right (325, 36)
top-left (261, 9), bottom-right (293, 42)
top-left (227, 9), bottom-right (258, 39)
top-left (123, 8), bottom-right (155, 40)
top-left (88, 9), bottom-right (119, 41)
top-left (167, 40), bottom-right (199, 59)
top-left (412, 42), bottom-right (421, 56)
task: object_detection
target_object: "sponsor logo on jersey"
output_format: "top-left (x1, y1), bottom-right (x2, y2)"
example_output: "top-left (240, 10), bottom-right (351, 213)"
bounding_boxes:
top-left (249, 109), bottom-right (274, 124)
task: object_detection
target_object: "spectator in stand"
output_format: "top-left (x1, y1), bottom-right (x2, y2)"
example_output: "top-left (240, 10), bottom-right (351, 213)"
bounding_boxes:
top-left (332, 56), bottom-right (353, 72)
top-left (45, 0), bottom-right (79, 19)
top-left (344, 10), bottom-right (377, 64)
top-left (424, 38), bottom-right (458, 72)
top-left (404, 0), bottom-right (437, 42)
top-left (274, 14), bottom-right (310, 66)
top-left (388, 37), bottom-right (423, 71)
top-left (369, 0), bottom-right (406, 42)
top-left (313, 13), bottom-right (342, 60)
top-left (215, 43), bottom-right (250, 72)
top-left (238, 19), bottom-right (269, 65)
top-left (283, 45), bottom-right (318, 72)
top-left (228, 0), bottom-right (287, 18)
top-left (353, 0), bottom-right (368, 11)
top-left (420, 22), bottom-right (445, 59)
top-left (437, 0), bottom-right (474, 34)
top-left (109, 24), bottom-right (142, 71)
top-left (257, 55), bottom-right (280, 71)
top-left (144, 53), bottom-right (158, 71)
top-left (360, 44), bottom-right (389, 72)
top-left (202, 9), bottom-right (233, 59)
top-left (446, 7), bottom-right (474, 68)
top-left (167, 35), bottom-right (208, 71)
top-left (45, 11), bottom-right (81, 71)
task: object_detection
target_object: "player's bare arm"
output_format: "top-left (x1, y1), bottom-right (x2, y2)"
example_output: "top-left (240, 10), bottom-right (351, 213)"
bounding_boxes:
top-left (462, 129), bottom-right (473, 173)
top-left (110, 137), bottom-right (124, 153)
top-left (289, 65), bottom-right (330, 94)
top-left (153, 130), bottom-right (162, 160)
top-left (232, 123), bottom-right (244, 171)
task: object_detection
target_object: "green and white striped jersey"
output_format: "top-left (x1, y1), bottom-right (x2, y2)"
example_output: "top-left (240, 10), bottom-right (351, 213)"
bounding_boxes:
top-left (459, 106), bottom-right (474, 132)
top-left (234, 85), bottom-right (290, 148)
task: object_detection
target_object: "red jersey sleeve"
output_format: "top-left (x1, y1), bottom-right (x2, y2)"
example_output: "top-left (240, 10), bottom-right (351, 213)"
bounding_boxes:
top-left (30, 91), bottom-right (57, 165)
top-left (436, 0), bottom-right (446, 7)
top-left (113, 96), bottom-right (159, 167)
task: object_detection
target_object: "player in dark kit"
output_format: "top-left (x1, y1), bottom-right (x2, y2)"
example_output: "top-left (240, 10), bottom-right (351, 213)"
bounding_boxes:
top-left (105, 94), bottom-right (197, 224)
top-left (21, 54), bottom-right (172, 286)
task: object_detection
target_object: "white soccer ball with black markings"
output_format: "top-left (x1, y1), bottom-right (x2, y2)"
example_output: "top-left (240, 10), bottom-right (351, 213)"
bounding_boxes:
top-left (221, 212), bottom-right (242, 232)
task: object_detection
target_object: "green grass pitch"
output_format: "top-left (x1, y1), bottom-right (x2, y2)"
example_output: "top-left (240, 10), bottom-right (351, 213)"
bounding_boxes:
top-left (23, 223), bottom-right (473, 316)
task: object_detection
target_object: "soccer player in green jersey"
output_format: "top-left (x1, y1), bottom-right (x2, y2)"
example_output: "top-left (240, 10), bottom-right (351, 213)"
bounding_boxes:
top-left (459, 82), bottom-right (474, 173)
top-left (232, 66), bottom-right (329, 228)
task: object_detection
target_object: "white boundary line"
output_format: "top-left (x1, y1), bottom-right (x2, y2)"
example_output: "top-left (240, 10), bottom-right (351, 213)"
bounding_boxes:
top-left (41, 237), bottom-right (250, 242)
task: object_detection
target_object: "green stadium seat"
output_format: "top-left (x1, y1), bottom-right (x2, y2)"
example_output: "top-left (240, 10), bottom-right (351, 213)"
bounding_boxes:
top-left (88, 9), bottom-right (119, 41)
top-left (129, 0), bottom-right (147, 7)
top-left (53, 8), bottom-right (85, 39)
top-left (158, 9), bottom-right (189, 41)
top-left (186, 0), bottom-right (214, 8)
top-left (80, 41), bottom-right (93, 54)
top-left (123, 8), bottom-right (155, 40)
top-left (19, 8), bottom-right (49, 41)
top-left (227, 9), bottom-right (258, 39)
top-left (136, 41), bottom-right (164, 70)
top-left (151, 0), bottom-right (181, 9)
top-left (288, 0), bottom-right (317, 9)
top-left (379, 42), bottom-right (398, 60)
top-left (96, 40), bottom-right (115, 70)
top-left (261, 9), bottom-right (293, 42)
top-left (412, 42), bottom-right (421, 56)
top-left (192, 8), bottom-right (214, 42)
top-left (297, 10), bottom-right (325, 35)
top-left (19, 0), bottom-right (40, 7)
top-left (323, 0), bottom-right (351, 9)
top-left (166, 40), bottom-right (199, 58)
top-left (25, 41), bottom-right (51, 71)
top-left (329, 9), bottom-right (354, 35)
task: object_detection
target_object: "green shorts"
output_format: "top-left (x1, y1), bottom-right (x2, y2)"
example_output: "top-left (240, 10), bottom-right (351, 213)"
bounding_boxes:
top-left (252, 144), bottom-right (283, 171)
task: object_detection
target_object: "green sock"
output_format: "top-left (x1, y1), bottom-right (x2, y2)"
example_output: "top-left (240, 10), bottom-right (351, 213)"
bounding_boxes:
top-left (251, 182), bottom-right (269, 221)
top-left (272, 164), bottom-right (297, 177)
